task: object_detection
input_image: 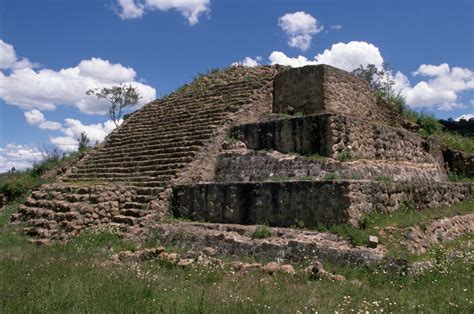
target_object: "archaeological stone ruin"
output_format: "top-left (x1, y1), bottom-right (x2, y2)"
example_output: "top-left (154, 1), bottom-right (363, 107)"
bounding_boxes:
top-left (12, 64), bottom-right (473, 266)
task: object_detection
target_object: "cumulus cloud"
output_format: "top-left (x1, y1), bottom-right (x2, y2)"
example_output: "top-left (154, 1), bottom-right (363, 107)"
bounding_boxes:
top-left (0, 39), bottom-right (156, 115)
top-left (394, 64), bottom-right (474, 110)
top-left (117, 0), bottom-right (145, 19)
top-left (49, 118), bottom-right (121, 152)
top-left (269, 41), bottom-right (384, 72)
top-left (269, 41), bottom-right (474, 112)
top-left (278, 11), bottom-right (323, 51)
top-left (0, 40), bottom-right (17, 70)
top-left (24, 109), bottom-right (63, 131)
top-left (0, 144), bottom-right (45, 173)
top-left (117, 0), bottom-right (210, 25)
top-left (231, 56), bottom-right (262, 67)
top-left (0, 39), bottom-right (36, 71)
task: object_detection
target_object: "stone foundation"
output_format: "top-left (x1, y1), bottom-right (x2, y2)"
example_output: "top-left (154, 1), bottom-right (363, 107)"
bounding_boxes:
top-left (152, 222), bottom-right (386, 266)
top-left (231, 114), bottom-right (439, 163)
top-left (215, 151), bottom-right (446, 183)
top-left (172, 181), bottom-right (472, 227)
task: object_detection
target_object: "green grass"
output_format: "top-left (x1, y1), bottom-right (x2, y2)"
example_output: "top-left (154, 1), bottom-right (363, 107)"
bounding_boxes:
top-left (323, 173), bottom-right (339, 180)
top-left (438, 132), bottom-right (474, 154)
top-left (317, 201), bottom-right (474, 256)
top-left (0, 201), bottom-right (473, 312)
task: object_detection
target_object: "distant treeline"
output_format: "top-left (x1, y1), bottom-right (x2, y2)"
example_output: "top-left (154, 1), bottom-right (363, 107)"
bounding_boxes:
top-left (439, 118), bottom-right (474, 137)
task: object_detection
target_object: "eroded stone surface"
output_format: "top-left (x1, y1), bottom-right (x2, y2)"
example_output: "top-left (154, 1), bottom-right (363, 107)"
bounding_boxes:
top-left (403, 213), bottom-right (474, 254)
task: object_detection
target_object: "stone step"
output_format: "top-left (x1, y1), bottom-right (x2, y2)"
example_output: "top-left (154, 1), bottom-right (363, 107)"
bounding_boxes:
top-left (172, 180), bottom-right (473, 227)
top-left (151, 221), bottom-right (385, 266)
top-left (96, 144), bottom-right (202, 158)
top-left (72, 168), bottom-right (178, 177)
top-left (107, 128), bottom-right (217, 146)
top-left (231, 113), bottom-right (437, 163)
top-left (74, 156), bottom-right (194, 169)
top-left (215, 151), bottom-right (446, 183)
top-left (89, 149), bottom-right (197, 161)
top-left (111, 118), bottom-right (223, 140)
top-left (109, 115), bottom-right (225, 138)
top-left (105, 132), bottom-right (214, 150)
top-left (74, 163), bottom-right (186, 175)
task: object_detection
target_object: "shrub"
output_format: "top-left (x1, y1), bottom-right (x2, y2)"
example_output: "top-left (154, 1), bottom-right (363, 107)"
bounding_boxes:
top-left (251, 225), bottom-right (272, 239)
top-left (338, 148), bottom-right (352, 162)
top-left (417, 115), bottom-right (443, 136)
top-left (323, 173), bottom-right (339, 180)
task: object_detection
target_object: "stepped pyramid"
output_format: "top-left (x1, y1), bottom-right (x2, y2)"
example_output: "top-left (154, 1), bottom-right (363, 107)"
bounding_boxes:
top-left (14, 65), bottom-right (472, 248)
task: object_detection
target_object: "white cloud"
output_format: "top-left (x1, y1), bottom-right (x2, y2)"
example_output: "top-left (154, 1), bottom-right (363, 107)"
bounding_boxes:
top-left (330, 25), bottom-right (342, 31)
top-left (0, 39), bottom-right (156, 115)
top-left (0, 39), bottom-right (37, 71)
top-left (117, 0), bottom-right (145, 19)
top-left (0, 40), bottom-right (17, 70)
top-left (24, 109), bottom-right (63, 131)
top-left (395, 64), bottom-right (474, 110)
top-left (456, 113), bottom-right (474, 121)
top-left (278, 11), bottom-right (323, 51)
top-left (49, 118), bottom-right (121, 152)
top-left (117, 0), bottom-right (210, 25)
top-left (269, 51), bottom-right (318, 68)
top-left (269, 41), bottom-right (384, 72)
top-left (77, 58), bottom-right (136, 83)
top-left (269, 41), bottom-right (474, 112)
top-left (0, 144), bottom-right (45, 173)
top-left (231, 56), bottom-right (262, 67)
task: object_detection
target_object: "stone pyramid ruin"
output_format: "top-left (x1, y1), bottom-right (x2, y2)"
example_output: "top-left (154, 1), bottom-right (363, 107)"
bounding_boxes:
top-left (13, 64), bottom-right (472, 265)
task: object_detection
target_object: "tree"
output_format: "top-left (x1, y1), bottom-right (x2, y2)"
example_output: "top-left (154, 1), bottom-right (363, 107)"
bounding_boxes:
top-left (352, 63), bottom-right (406, 114)
top-left (86, 84), bottom-right (141, 127)
top-left (77, 132), bottom-right (90, 153)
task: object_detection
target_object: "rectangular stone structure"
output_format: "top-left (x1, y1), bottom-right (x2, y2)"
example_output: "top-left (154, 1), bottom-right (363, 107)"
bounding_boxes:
top-left (231, 114), bottom-right (439, 163)
top-left (171, 181), bottom-right (473, 227)
top-left (273, 65), bottom-right (400, 125)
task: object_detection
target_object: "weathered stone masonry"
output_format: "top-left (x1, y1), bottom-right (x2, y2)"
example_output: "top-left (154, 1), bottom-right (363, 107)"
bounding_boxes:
top-left (231, 114), bottom-right (438, 163)
top-left (172, 181), bottom-right (472, 227)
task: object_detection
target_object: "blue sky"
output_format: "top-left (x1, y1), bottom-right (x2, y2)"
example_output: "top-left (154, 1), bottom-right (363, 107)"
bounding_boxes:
top-left (0, 0), bottom-right (473, 171)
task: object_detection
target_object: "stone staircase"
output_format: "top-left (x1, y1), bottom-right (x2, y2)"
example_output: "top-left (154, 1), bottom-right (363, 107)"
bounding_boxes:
top-left (14, 66), bottom-right (282, 239)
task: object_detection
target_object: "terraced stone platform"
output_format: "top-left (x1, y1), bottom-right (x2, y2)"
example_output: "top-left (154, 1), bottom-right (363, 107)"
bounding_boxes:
top-left (172, 180), bottom-right (472, 227)
top-left (13, 63), bottom-right (473, 255)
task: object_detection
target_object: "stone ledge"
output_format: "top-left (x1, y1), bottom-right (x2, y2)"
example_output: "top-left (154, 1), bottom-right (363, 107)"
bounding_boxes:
top-left (171, 181), bottom-right (472, 227)
top-left (231, 113), bottom-right (440, 163)
top-left (215, 151), bottom-right (446, 183)
top-left (151, 221), bottom-right (386, 266)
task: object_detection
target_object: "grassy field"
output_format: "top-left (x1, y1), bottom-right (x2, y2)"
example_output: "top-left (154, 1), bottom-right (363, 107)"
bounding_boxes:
top-left (0, 200), bottom-right (473, 313)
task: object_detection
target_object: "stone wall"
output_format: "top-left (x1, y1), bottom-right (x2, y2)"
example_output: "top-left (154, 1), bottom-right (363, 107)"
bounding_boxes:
top-left (231, 114), bottom-right (437, 163)
top-left (443, 148), bottom-right (474, 177)
top-left (273, 65), bottom-right (401, 126)
top-left (172, 181), bottom-right (472, 227)
top-left (215, 151), bottom-right (446, 183)
top-left (347, 181), bottom-right (472, 225)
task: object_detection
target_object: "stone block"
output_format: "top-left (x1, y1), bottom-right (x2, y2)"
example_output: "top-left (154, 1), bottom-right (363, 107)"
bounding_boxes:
top-left (273, 65), bottom-right (400, 125)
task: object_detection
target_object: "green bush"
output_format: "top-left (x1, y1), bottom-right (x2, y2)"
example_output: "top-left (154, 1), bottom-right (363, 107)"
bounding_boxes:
top-left (251, 225), bottom-right (272, 239)
top-left (338, 148), bottom-right (352, 162)
top-left (0, 173), bottom-right (44, 202)
top-left (323, 173), bottom-right (339, 180)
top-left (417, 115), bottom-right (443, 136)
